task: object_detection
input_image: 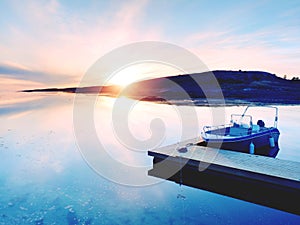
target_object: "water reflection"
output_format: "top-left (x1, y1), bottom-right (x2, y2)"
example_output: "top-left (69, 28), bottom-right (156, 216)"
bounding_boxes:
top-left (0, 93), bottom-right (300, 224)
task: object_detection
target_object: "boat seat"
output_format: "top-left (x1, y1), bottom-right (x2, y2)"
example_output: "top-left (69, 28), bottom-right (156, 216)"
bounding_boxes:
top-left (229, 127), bottom-right (249, 136)
top-left (252, 125), bottom-right (260, 133)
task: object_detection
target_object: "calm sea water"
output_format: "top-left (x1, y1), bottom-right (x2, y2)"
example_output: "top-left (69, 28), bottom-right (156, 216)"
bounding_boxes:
top-left (0, 92), bottom-right (300, 224)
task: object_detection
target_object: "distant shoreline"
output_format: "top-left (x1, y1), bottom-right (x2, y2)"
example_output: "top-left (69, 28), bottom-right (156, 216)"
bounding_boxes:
top-left (21, 70), bottom-right (300, 106)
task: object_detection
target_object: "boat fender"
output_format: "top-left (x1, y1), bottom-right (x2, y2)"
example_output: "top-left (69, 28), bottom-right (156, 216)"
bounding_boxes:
top-left (269, 136), bottom-right (275, 148)
top-left (249, 142), bottom-right (255, 154)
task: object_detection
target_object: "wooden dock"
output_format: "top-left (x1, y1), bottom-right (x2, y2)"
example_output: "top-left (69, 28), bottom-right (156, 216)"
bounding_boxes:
top-left (148, 138), bottom-right (300, 215)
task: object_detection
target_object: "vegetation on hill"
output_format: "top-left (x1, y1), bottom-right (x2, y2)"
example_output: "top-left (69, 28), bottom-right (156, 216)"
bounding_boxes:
top-left (22, 70), bottom-right (300, 105)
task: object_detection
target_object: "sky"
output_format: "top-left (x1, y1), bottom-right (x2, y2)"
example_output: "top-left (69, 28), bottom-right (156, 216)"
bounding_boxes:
top-left (0, 0), bottom-right (300, 88)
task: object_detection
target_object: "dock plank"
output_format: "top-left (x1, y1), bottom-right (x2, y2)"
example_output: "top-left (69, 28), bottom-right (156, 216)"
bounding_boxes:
top-left (148, 138), bottom-right (300, 215)
top-left (149, 137), bottom-right (300, 182)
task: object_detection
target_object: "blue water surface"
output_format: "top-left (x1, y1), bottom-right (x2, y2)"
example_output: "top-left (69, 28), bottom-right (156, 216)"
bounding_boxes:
top-left (0, 93), bottom-right (299, 224)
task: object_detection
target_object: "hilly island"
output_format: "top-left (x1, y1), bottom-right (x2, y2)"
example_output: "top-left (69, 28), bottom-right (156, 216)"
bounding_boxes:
top-left (22, 70), bottom-right (300, 106)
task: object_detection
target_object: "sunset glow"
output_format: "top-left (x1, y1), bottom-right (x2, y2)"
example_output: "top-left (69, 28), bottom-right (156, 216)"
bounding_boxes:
top-left (107, 63), bottom-right (183, 87)
top-left (0, 0), bottom-right (299, 87)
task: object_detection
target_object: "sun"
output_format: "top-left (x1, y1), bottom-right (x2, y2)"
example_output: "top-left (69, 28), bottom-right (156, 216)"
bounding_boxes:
top-left (107, 63), bottom-right (183, 87)
top-left (108, 66), bottom-right (140, 87)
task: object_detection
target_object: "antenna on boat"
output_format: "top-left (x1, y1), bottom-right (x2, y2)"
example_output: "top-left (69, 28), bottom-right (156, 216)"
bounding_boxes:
top-left (274, 107), bottom-right (278, 128)
top-left (238, 105), bottom-right (250, 125)
top-left (241, 106), bottom-right (250, 118)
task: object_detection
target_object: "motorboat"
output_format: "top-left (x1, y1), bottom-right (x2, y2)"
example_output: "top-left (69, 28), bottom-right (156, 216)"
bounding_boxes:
top-left (200, 106), bottom-right (280, 157)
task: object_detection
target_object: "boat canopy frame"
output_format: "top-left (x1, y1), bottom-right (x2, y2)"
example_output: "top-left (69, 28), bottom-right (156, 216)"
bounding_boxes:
top-left (240, 106), bottom-right (278, 128)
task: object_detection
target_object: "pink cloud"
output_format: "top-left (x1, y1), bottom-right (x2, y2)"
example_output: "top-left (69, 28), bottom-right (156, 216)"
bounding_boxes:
top-left (183, 29), bottom-right (300, 78)
top-left (0, 0), bottom-right (162, 85)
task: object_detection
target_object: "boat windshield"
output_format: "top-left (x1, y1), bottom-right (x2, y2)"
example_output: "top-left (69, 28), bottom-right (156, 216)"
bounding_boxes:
top-left (231, 114), bottom-right (252, 128)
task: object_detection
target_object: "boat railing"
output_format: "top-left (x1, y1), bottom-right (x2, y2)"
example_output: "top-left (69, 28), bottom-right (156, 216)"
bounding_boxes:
top-left (202, 124), bottom-right (232, 138)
